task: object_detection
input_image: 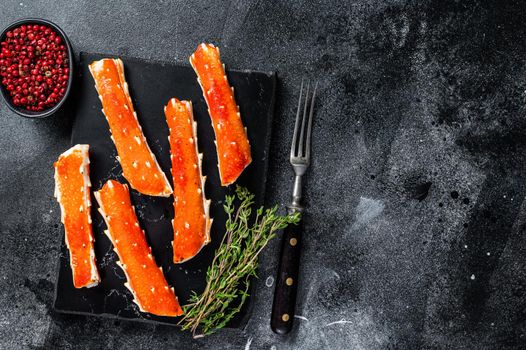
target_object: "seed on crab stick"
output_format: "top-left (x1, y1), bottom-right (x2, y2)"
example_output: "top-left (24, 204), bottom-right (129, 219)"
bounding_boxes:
top-left (89, 58), bottom-right (172, 197)
top-left (94, 180), bottom-right (183, 317)
top-left (54, 144), bottom-right (100, 289)
top-left (190, 43), bottom-right (252, 186)
top-left (164, 98), bottom-right (212, 263)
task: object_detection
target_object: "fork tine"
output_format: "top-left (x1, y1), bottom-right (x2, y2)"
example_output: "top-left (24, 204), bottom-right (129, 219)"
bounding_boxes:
top-left (298, 81), bottom-right (310, 157)
top-left (304, 81), bottom-right (317, 160)
top-left (290, 79), bottom-right (304, 160)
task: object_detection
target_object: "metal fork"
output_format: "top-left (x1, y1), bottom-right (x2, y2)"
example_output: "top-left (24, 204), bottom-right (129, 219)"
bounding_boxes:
top-left (271, 80), bottom-right (317, 335)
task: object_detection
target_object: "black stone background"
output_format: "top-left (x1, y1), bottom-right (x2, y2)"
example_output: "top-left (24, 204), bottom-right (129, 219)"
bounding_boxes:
top-left (1, 1), bottom-right (526, 349)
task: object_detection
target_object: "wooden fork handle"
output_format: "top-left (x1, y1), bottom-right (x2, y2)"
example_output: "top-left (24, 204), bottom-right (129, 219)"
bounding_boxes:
top-left (271, 217), bottom-right (303, 335)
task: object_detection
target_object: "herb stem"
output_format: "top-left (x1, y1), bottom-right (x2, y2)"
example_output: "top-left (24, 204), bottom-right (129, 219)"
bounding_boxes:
top-left (179, 186), bottom-right (300, 337)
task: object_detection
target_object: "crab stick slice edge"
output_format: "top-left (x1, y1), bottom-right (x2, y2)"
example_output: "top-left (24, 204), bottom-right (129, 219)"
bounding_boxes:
top-left (165, 98), bottom-right (212, 263)
top-left (94, 180), bottom-right (183, 317)
top-left (89, 58), bottom-right (172, 197)
top-left (189, 43), bottom-right (252, 186)
top-left (54, 144), bottom-right (100, 289)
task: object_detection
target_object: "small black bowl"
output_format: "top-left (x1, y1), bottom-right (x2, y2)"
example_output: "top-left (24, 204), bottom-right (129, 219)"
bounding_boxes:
top-left (0, 18), bottom-right (74, 118)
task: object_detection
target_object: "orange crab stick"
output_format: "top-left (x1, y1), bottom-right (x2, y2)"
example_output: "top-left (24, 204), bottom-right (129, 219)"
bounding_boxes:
top-left (54, 144), bottom-right (100, 289)
top-left (165, 98), bottom-right (212, 263)
top-left (190, 43), bottom-right (252, 186)
top-left (89, 58), bottom-right (172, 197)
top-left (94, 180), bottom-right (183, 317)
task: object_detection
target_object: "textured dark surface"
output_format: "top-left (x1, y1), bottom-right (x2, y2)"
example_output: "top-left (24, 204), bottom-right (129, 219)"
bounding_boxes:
top-left (55, 52), bottom-right (275, 326)
top-left (1, 0), bottom-right (526, 349)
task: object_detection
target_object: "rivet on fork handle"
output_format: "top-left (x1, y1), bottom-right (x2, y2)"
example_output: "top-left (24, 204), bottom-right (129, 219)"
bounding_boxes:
top-left (271, 212), bottom-right (303, 335)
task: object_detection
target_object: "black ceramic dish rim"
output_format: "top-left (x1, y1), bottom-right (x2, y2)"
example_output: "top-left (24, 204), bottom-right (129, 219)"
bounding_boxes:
top-left (0, 18), bottom-right (74, 118)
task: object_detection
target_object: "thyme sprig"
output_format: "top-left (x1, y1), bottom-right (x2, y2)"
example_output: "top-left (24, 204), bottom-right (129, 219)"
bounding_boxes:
top-left (179, 186), bottom-right (300, 337)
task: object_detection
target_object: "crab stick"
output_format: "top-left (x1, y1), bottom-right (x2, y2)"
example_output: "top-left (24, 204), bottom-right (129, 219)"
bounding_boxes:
top-left (164, 98), bottom-right (212, 263)
top-left (89, 58), bottom-right (172, 197)
top-left (94, 180), bottom-right (183, 317)
top-left (54, 144), bottom-right (100, 288)
top-left (190, 43), bottom-right (252, 186)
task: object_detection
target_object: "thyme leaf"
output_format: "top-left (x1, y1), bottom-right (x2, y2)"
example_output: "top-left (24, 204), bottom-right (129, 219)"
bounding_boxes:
top-left (179, 186), bottom-right (300, 337)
